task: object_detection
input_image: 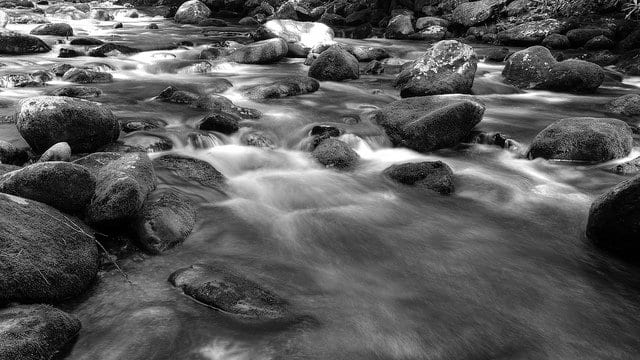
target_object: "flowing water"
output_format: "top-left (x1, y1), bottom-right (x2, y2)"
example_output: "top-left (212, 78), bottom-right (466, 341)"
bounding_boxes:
top-left (1, 7), bottom-right (640, 360)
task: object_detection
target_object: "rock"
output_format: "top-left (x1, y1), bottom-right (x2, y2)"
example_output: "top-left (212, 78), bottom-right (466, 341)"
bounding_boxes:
top-left (609, 156), bottom-right (640, 175)
top-left (373, 95), bottom-right (485, 153)
top-left (0, 140), bottom-right (27, 165)
top-left (497, 19), bottom-right (565, 46)
top-left (86, 153), bottom-right (157, 227)
top-left (319, 12), bottom-right (345, 26)
top-left (199, 112), bottom-right (240, 134)
top-left (38, 142), bottom-right (71, 162)
top-left (174, 0), bottom-right (211, 24)
top-left (134, 188), bottom-right (196, 254)
top-left (587, 174), bottom-right (640, 257)
top-left (537, 59), bottom-right (605, 93)
top-left (239, 16), bottom-right (260, 26)
top-left (606, 94), bottom-right (640, 116)
top-left (345, 9), bottom-right (371, 26)
top-left (15, 96), bottom-right (119, 154)
top-left (353, 23), bottom-right (373, 39)
top-left (0, 193), bottom-right (99, 303)
top-left (308, 45), bottom-right (359, 81)
top-left (229, 38), bottom-right (288, 64)
top-left (384, 161), bottom-right (455, 194)
top-left (0, 164), bottom-right (20, 176)
top-left (50, 63), bottom-right (74, 76)
top-left (584, 35), bottom-right (614, 50)
top-left (152, 154), bottom-right (225, 189)
top-left (385, 14), bottom-right (414, 39)
top-left (0, 29), bottom-right (50, 54)
top-left (45, 5), bottom-right (89, 20)
top-left (29, 23), bottom-right (73, 36)
top-left (0, 73), bottom-right (45, 88)
top-left (0, 305), bottom-right (81, 360)
top-left (88, 43), bottom-right (140, 57)
top-left (145, 23), bottom-right (159, 29)
top-left (505, 0), bottom-right (528, 15)
top-left (415, 16), bottom-right (449, 30)
top-left (47, 85), bottom-right (103, 98)
top-left (502, 46), bottom-right (556, 88)
top-left (311, 138), bottom-right (359, 169)
top-left (156, 85), bottom-right (199, 104)
top-left (90, 9), bottom-right (113, 21)
top-left (62, 68), bottom-right (113, 84)
top-left (527, 117), bottom-right (632, 162)
top-left (59, 48), bottom-right (82, 58)
top-left (566, 27), bottom-right (613, 47)
top-left (363, 59), bottom-right (384, 74)
top-left (242, 76), bottom-right (319, 99)
top-left (409, 25), bottom-right (447, 41)
top-left (113, 22), bottom-right (123, 29)
top-left (253, 19), bottom-right (334, 57)
top-left (394, 40), bottom-right (477, 98)
top-left (345, 45), bottom-right (390, 62)
top-left (482, 47), bottom-right (510, 62)
top-left (241, 131), bottom-right (276, 148)
top-left (71, 152), bottom-right (121, 173)
top-left (0, 162), bottom-right (95, 213)
top-left (169, 263), bottom-right (292, 320)
top-left (542, 34), bottom-right (570, 49)
top-left (451, 0), bottom-right (497, 27)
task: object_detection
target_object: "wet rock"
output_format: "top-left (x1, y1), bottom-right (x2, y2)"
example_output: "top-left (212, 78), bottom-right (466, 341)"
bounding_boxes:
top-left (152, 154), bottom-right (225, 189)
top-left (62, 68), bottom-right (113, 84)
top-left (0, 305), bottom-right (81, 360)
top-left (312, 138), bottom-right (359, 169)
top-left (311, 125), bottom-right (340, 137)
top-left (587, 174), bottom-right (640, 257)
top-left (242, 76), bottom-right (319, 99)
top-left (497, 19), bottom-right (565, 46)
top-left (416, 16), bottom-right (449, 30)
top-left (59, 48), bottom-right (82, 58)
top-left (483, 47), bottom-right (510, 62)
top-left (502, 46), bottom-right (556, 88)
top-left (345, 45), bottom-right (390, 62)
top-left (240, 131), bottom-right (276, 148)
top-left (0, 193), bottom-right (99, 303)
top-left (30, 23), bottom-right (73, 36)
top-left (527, 117), bottom-right (632, 163)
top-left (156, 85), bottom-right (199, 104)
top-left (120, 118), bottom-right (166, 133)
top-left (0, 73), bottom-right (44, 88)
top-left (0, 164), bottom-right (20, 176)
top-left (0, 161), bottom-right (95, 213)
top-left (567, 27), bottom-right (614, 48)
top-left (320, 12), bottom-right (345, 26)
top-left (542, 34), bottom-right (570, 50)
top-left (451, 0), bottom-right (499, 27)
top-left (169, 263), bottom-right (292, 320)
top-left (253, 19), bottom-right (334, 57)
top-left (384, 161), bottom-right (455, 195)
top-left (38, 142), bottom-right (71, 162)
top-left (15, 96), bottom-right (119, 154)
top-left (135, 188), bottom-right (196, 254)
top-left (239, 16), bottom-right (260, 26)
top-left (0, 140), bottom-right (27, 165)
top-left (90, 9), bottom-right (113, 21)
top-left (374, 95), bottom-right (485, 153)
top-left (609, 156), bottom-right (640, 175)
top-left (87, 153), bottom-right (157, 227)
top-left (72, 152), bottom-right (122, 173)
top-left (88, 43), bottom-right (140, 57)
top-left (537, 60), bottom-right (604, 93)
top-left (395, 40), bottom-right (477, 97)
top-left (584, 35), bottom-right (614, 50)
top-left (47, 85), bottom-right (103, 98)
top-left (229, 38), bottom-right (288, 64)
top-left (363, 59), bottom-right (384, 75)
top-left (113, 22), bottom-right (123, 29)
top-left (0, 29), bottom-right (50, 54)
top-left (145, 23), bottom-right (159, 29)
top-left (606, 94), bottom-right (640, 116)
top-left (120, 133), bottom-right (172, 152)
top-left (174, 0), bottom-right (211, 24)
top-left (45, 4), bottom-right (89, 20)
top-left (385, 14), bottom-right (414, 39)
top-left (199, 111), bottom-right (240, 134)
top-left (309, 45), bottom-right (359, 81)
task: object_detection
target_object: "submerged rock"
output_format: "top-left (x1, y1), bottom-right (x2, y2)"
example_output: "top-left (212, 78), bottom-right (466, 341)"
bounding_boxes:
top-left (0, 305), bottom-right (81, 360)
top-left (384, 161), bottom-right (455, 195)
top-left (502, 46), bottom-right (556, 88)
top-left (527, 117), bottom-right (633, 163)
top-left (308, 45), bottom-right (359, 81)
top-left (242, 76), bottom-right (319, 99)
top-left (152, 154), bottom-right (225, 190)
top-left (174, 0), bottom-right (211, 24)
top-left (0, 29), bottom-right (50, 54)
top-left (30, 23), bottom-right (73, 36)
top-left (312, 138), bottom-right (359, 169)
top-left (15, 96), bottom-right (120, 154)
top-left (229, 38), bottom-right (288, 64)
top-left (0, 193), bottom-right (99, 304)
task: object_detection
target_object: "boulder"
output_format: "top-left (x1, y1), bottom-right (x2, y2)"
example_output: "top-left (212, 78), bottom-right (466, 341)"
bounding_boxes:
top-left (497, 19), bottom-right (565, 46)
top-left (15, 96), bottom-right (120, 154)
top-left (229, 38), bottom-right (288, 64)
top-left (47, 85), bottom-right (103, 98)
top-left (152, 154), bottom-right (225, 189)
top-left (385, 14), bottom-right (414, 39)
top-left (394, 40), bottom-right (477, 98)
top-left (606, 94), bottom-right (640, 116)
top-left (345, 45), bottom-right (390, 62)
top-left (309, 45), bottom-right (359, 81)
top-left (199, 112), bottom-right (240, 134)
top-left (384, 161), bottom-right (455, 194)
top-left (527, 117), bottom-right (633, 162)
top-left (0, 193), bottom-right (99, 303)
top-left (88, 43), bottom-right (140, 57)
top-left (537, 60), bottom-right (605, 93)
top-left (541, 34), bottom-right (570, 49)
top-left (584, 35), bottom-right (614, 50)
top-left (0, 305), bottom-right (81, 360)
top-left (134, 188), bottom-right (196, 254)
top-left (451, 0), bottom-right (497, 27)
top-left (0, 162), bottom-right (95, 213)
top-left (253, 19), bottom-right (334, 57)
top-left (62, 68), bottom-right (113, 84)
top-left (502, 46), bottom-right (556, 88)
top-left (242, 76), bottom-right (319, 99)
top-left (0, 29), bottom-right (50, 54)
top-left (373, 95), bottom-right (485, 153)
top-left (566, 28), bottom-right (614, 47)
top-left (86, 153), bottom-right (158, 227)
top-left (29, 23), bottom-right (73, 36)
top-left (0, 140), bottom-right (27, 165)
top-left (169, 263), bottom-right (292, 320)
top-left (174, 0), bottom-right (211, 24)
top-left (39, 142), bottom-right (71, 162)
top-left (311, 138), bottom-right (359, 169)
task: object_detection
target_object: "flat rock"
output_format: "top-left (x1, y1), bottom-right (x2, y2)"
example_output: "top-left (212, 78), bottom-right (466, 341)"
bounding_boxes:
top-left (242, 76), bottom-right (319, 99)
top-left (152, 154), bottom-right (225, 190)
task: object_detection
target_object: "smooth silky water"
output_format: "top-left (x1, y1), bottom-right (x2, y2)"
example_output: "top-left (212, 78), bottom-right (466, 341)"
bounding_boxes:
top-left (1, 9), bottom-right (639, 360)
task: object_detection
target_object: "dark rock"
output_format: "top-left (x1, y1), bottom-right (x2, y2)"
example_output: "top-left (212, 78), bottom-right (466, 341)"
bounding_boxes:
top-left (483, 47), bottom-right (510, 62)
top-left (311, 138), bottom-right (359, 169)
top-left (584, 35), bottom-right (614, 50)
top-left (0, 305), bottom-right (81, 360)
top-left (0, 140), bottom-right (27, 165)
top-left (415, 16), bottom-right (449, 30)
top-left (353, 23), bottom-right (373, 39)
top-left (229, 38), bottom-right (288, 64)
top-left (0, 29), bottom-right (50, 54)
top-left (175, 0), bottom-right (211, 24)
top-left (62, 68), bottom-right (113, 84)
top-left (239, 16), bottom-right (260, 26)
top-left (146, 23), bottom-right (159, 29)
top-left (0, 193), bottom-right (99, 303)
top-left (384, 161), bottom-right (455, 194)
top-left (385, 14), bottom-right (414, 39)
top-left (395, 40), bottom-right (477, 97)
top-left (0, 164), bottom-right (20, 176)
top-left (152, 154), bottom-right (225, 189)
top-left (606, 94), bottom-right (640, 116)
top-left (46, 85), bottom-right (102, 98)
top-left (567, 28), bottom-right (613, 47)
top-left (451, 0), bottom-right (498, 27)
top-left (156, 85), bottom-right (199, 104)
top-left (191, 94), bottom-right (262, 119)
top-left (502, 45), bottom-right (556, 88)
top-left (199, 112), bottom-right (240, 134)
top-left (311, 125), bottom-right (340, 137)
top-left (504, 0), bottom-right (528, 15)
top-left (364, 59), bottom-right (384, 74)
top-left (120, 118), bottom-right (165, 133)
top-left (242, 76), bottom-right (319, 99)
top-left (88, 43), bottom-right (140, 57)
top-left (50, 63), bottom-right (74, 76)
top-left (30, 23), bottom-right (73, 36)
top-left (308, 45), bottom-right (359, 81)
top-left (373, 95), bottom-right (485, 153)
top-left (537, 59), bottom-right (604, 93)
top-left (527, 117), bottom-right (632, 162)
top-left (497, 19), bottom-right (565, 46)
top-left (542, 34), bottom-right (570, 50)
top-left (15, 96), bottom-right (119, 154)
top-left (135, 188), bottom-right (196, 254)
top-left (38, 142), bottom-right (71, 162)
top-left (58, 48), bottom-right (81, 58)
top-left (320, 12), bottom-right (345, 26)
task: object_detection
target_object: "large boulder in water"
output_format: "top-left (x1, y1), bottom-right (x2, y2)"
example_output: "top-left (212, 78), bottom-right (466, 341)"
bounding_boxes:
top-left (0, 193), bottom-right (99, 304)
top-left (0, 162), bottom-right (95, 213)
top-left (536, 60), bottom-right (605, 93)
top-left (373, 95), bottom-right (485, 153)
top-left (253, 19), bottom-right (335, 57)
top-left (394, 40), bottom-right (477, 98)
top-left (229, 38), bottom-right (288, 64)
top-left (0, 305), bottom-right (81, 360)
top-left (312, 138), bottom-right (359, 170)
top-left (29, 23), bottom-right (73, 36)
top-left (497, 19), bottom-right (565, 46)
top-left (242, 76), bottom-right (319, 99)
top-left (587, 175), bottom-right (640, 258)
top-left (0, 30), bottom-right (50, 54)
top-left (385, 14), bottom-right (414, 39)
top-left (384, 161), bottom-right (455, 195)
top-left (15, 96), bottom-right (120, 154)
top-left (308, 45), bottom-right (359, 81)
top-left (502, 46), bottom-right (557, 88)
top-left (527, 117), bottom-right (633, 162)
top-left (174, 0), bottom-right (211, 24)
